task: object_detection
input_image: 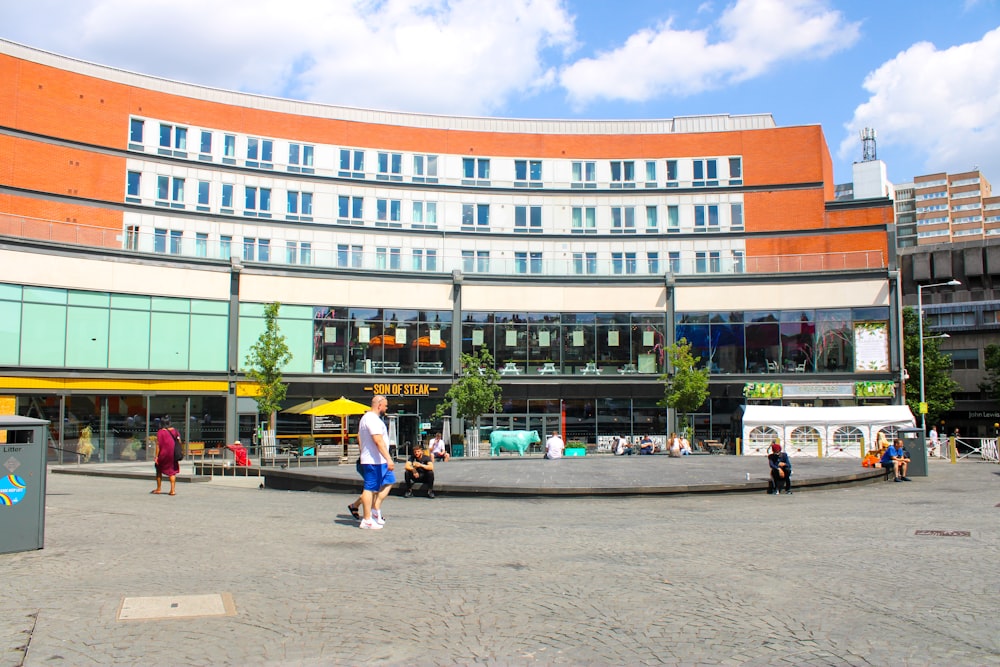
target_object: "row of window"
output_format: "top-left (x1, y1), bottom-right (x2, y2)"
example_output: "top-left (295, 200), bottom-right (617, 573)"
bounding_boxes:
top-left (128, 117), bottom-right (743, 189)
top-left (126, 172), bottom-right (744, 234)
top-left (127, 226), bottom-right (746, 275)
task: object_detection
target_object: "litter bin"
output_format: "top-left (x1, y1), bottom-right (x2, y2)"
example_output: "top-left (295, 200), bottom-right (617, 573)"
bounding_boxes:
top-left (897, 427), bottom-right (928, 477)
top-left (451, 444), bottom-right (464, 458)
top-left (0, 416), bottom-right (50, 554)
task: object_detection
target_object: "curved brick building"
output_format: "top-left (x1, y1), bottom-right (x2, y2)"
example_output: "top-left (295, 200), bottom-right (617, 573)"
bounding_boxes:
top-left (0, 39), bottom-right (900, 458)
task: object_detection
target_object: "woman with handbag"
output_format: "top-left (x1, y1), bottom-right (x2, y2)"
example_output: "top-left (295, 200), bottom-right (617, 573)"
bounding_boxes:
top-left (152, 415), bottom-right (182, 496)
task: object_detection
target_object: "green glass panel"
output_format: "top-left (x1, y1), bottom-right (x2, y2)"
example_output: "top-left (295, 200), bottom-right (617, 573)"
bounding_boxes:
top-left (237, 316), bottom-right (266, 371)
top-left (68, 291), bottom-right (110, 307)
top-left (150, 312), bottom-right (190, 369)
top-left (66, 306), bottom-right (109, 368)
top-left (109, 310), bottom-right (150, 369)
top-left (151, 296), bottom-right (190, 313)
top-left (111, 294), bottom-right (151, 310)
top-left (280, 317), bottom-right (313, 373)
top-left (0, 283), bottom-right (22, 301)
top-left (20, 303), bottom-right (66, 366)
top-left (0, 300), bottom-right (21, 364)
top-left (239, 303), bottom-right (266, 317)
top-left (191, 299), bottom-right (228, 315)
top-left (23, 286), bottom-right (67, 305)
top-left (280, 305), bottom-right (314, 319)
top-left (190, 314), bottom-right (228, 371)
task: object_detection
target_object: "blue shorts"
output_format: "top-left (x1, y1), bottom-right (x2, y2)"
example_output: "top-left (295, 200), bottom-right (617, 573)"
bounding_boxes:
top-left (360, 463), bottom-right (396, 492)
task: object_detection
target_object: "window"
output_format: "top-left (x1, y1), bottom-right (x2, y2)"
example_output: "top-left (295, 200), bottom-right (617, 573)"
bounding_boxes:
top-left (573, 252), bottom-right (597, 275)
top-left (375, 247), bottom-right (402, 270)
top-left (946, 349), bottom-right (979, 370)
top-left (221, 184), bottom-right (234, 212)
top-left (156, 176), bottom-right (185, 208)
top-left (337, 244), bottom-right (363, 268)
top-left (694, 204), bottom-right (719, 231)
top-left (126, 171), bottom-right (141, 202)
top-left (158, 123), bottom-right (187, 154)
top-left (611, 206), bottom-right (636, 233)
top-left (286, 241), bottom-right (298, 265)
top-left (693, 159), bottom-right (718, 186)
top-left (462, 158), bottom-right (490, 184)
top-left (513, 252), bottom-right (543, 274)
top-left (728, 157), bottom-right (742, 184)
top-left (300, 242), bottom-right (312, 266)
top-left (197, 181), bottom-right (210, 211)
top-left (287, 191), bottom-right (313, 220)
top-left (243, 238), bottom-right (256, 262)
top-left (412, 249), bottom-right (437, 271)
top-left (169, 230), bottom-right (182, 255)
top-left (929, 312), bottom-right (974, 327)
top-left (645, 205), bottom-right (658, 232)
top-left (666, 159), bottom-right (678, 186)
top-left (377, 152), bottom-right (402, 181)
top-left (514, 205), bottom-right (542, 232)
top-left (196, 232), bottom-right (208, 258)
top-left (984, 310), bottom-right (1000, 324)
top-left (412, 201), bottom-right (438, 230)
top-left (733, 250), bottom-right (745, 273)
top-left (667, 205), bottom-right (680, 233)
top-left (338, 196), bottom-right (364, 224)
top-left (645, 160), bottom-right (657, 186)
top-left (222, 135), bottom-right (236, 164)
top-left (154, 228), bottom-right (167, 253)
top-left (200, 130), bottom-right (212, 156)
top-left (339, 149), bottom-right (364, 178)
top-left (220, 235), bottom-right (232, 260)
top-left (125, 225), bottom-right (139, 251)
top-left (695, 251), bottom-right (707, 273)
top-left (572, 161), bottom-right (596, 188)
top-left (129, 118), bottom-right (144, 145)
top-left (669, 251), bottom-right (681, 274)
top-left (288, 144), bottom-right (314, 173)
top-left (244, 186), bottom-right (271, 217)
top-left (709, 251), bottom-right (721, 273)
top-left (731, 203), bottom-right (744, 230)
top-left (514, 159), bottom-right (542, 186)
top-left (462, 203), bottom-right (490, 231)
top-left (610, 160), bottom-right (635, 188)
top-left (611, 252), bottom-right (636, 275)
top-left (647, 252), bottom-right (660, 274)
top-left (413, 154), bottom-right (438, 182)
top-left (462, 250), bottom-right (489, 273)
top-left (571, 207), bottom-right (596, 233)
top-left (376, 199), bottom-right (402, 227)
top-left (246, 138), bottom-right (273, 168)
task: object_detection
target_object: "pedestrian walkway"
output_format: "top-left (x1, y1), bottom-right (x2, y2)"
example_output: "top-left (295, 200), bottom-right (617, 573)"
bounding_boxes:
top-left (3, 459), bottom-right (997, 666)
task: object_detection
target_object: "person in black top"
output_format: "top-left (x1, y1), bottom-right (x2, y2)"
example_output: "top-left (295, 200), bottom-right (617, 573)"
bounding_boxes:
top-left (404, 443), bottom-right (435, 498)
top-left (767, 441), bottom-right (793, 494)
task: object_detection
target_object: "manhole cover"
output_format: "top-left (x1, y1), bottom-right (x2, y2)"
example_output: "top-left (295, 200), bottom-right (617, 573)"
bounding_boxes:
top-left (914, 530), bottom-right (971, 537)
top-left (118, 593), bottom-right (235, 621)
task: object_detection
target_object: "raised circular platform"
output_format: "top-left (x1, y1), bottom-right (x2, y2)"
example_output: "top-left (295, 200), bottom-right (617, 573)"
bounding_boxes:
top-left (257, 454), bottom-right (886, 496)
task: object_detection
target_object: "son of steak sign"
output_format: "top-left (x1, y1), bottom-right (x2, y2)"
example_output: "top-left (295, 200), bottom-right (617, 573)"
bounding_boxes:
top-left (369, 383), bottom-right (437, 397)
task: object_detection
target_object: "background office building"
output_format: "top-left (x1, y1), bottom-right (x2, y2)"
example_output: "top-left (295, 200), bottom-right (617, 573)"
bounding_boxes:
top-left (0, 40), bottom-right (899, 460)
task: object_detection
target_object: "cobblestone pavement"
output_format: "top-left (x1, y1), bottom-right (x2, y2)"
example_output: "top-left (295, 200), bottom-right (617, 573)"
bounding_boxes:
top-left (2, 460), bottom-right (998, 666)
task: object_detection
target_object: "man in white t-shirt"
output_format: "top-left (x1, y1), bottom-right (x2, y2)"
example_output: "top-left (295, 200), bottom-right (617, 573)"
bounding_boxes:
top-left (544, 432), bottom-right (565, 459)
top-left (429, 432), bottom-right (450, 462)
top-left (356, 395), bottom-right (394, 530)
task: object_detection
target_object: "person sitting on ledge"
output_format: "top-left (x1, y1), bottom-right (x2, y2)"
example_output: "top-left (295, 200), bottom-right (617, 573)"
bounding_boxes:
top-left (404, 443), bottom-right (435, 498)
top-left (881, 438), bottom-right (911, 482)
top-left (767, 441), bottom-right (792, 495)
top-left (639, 435), bottom-right (655, 455)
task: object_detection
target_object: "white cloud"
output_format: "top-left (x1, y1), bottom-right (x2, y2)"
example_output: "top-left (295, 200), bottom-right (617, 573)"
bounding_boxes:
top-left (558, 0), bottom-right (859, 108)
top-left (839, 26), bottom-right (1000, 180)
top-left (1, 0), bottom-right (575, 116)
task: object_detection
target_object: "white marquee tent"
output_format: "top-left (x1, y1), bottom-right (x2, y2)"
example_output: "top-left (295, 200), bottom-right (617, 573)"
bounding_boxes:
top-left (741, 405), bottom-right (916, 458)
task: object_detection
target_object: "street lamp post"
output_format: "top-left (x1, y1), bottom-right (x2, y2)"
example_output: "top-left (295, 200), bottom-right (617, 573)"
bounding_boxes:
top-left (916, 279), bottom-right (961, 433)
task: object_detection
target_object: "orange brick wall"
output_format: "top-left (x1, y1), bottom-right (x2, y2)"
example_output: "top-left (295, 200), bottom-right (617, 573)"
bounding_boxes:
top-left (1, 53), bottom-right (830, 188)
top-left (0, 135), bottom-right (124, 202)
top-left (0, 193), bottom-right (123, 245)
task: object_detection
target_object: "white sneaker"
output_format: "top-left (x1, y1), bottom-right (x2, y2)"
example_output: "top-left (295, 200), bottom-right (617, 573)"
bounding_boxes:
top-left (372, 509), bottom-right (386, 525)
top-left (359, 519), bottom-right (383, 530)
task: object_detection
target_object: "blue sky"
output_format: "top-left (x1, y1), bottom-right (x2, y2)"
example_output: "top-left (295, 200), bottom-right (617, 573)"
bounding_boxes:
top-left (2, 0), bottom-right (999, 186)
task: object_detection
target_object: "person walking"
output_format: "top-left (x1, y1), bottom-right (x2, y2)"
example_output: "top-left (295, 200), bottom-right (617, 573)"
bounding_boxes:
top-left (152, 415), bottom-right (181, 496)
top-left (356, 395), bottom-right (394, 530)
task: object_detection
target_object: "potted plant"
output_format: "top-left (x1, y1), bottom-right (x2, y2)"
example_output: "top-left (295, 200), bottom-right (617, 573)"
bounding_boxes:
top-left (565, 440), bottom-right (587, 457)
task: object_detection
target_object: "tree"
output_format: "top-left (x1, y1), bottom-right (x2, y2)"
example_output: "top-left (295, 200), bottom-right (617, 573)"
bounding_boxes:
top-left (245, 302), bottom-right (293, 433)
top-left (979, 343), bottom-right (1000, 404)
top-left (902, 306), bottom-right (959, 426)
top-left (658, 338), bottom-right (710, 437)
top-left (432, 347), bottom-right (503, 427)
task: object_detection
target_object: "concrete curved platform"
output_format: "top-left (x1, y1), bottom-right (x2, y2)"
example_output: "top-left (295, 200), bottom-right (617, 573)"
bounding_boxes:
top-left (257, 454), bottom-right (887, 496)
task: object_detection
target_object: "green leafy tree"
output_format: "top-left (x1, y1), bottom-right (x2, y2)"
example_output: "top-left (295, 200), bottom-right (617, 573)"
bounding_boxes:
top-left (432, 347), bottom-right (503, 427)
top-left (979, 343), bottom-right (1000, 404)
top-left (658, 338), bottom-right (710, 436)
top-left (245, 302), bottom-right (293, 433)
top-left (902, 307), bottom-right (959, 426)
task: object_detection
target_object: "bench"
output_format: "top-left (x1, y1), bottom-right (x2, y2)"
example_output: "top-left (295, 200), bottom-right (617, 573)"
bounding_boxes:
top-left (372, 361), bottom-right (401, 374)
top-left (416, 361), bottom-right (444, 374)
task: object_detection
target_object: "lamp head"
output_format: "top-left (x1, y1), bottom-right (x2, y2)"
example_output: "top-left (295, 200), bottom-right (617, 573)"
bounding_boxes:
top-left (947, 279), bottom-right (961, 286)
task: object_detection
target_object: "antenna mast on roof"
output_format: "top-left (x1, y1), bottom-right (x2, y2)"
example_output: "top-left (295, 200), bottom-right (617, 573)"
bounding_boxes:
top-left (860, 127), bottom-right (877, 162)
